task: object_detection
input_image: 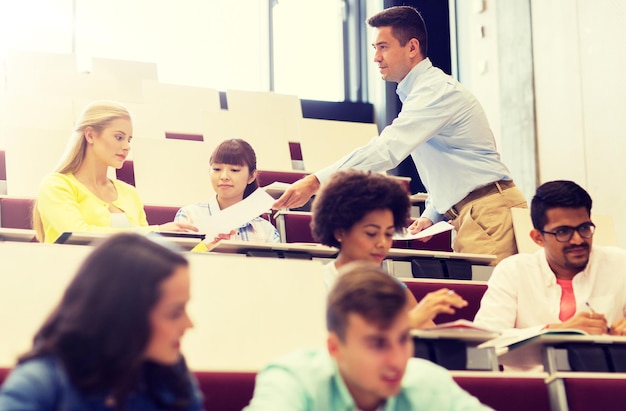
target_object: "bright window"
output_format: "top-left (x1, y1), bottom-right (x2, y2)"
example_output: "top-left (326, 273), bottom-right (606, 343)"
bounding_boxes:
top-left (271, 0), bottom-right (345, 101)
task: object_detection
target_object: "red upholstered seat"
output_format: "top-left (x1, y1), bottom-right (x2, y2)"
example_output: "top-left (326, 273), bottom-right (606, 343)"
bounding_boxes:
top-left (453, 373), bottom-right (551, 411)
top-left (0, 150), bottom-right (6, 181)
top-left (0, 196), bottom-right (179, 229)
top-left (392, 230), bottom-right (453, 252)
top-left (562, 375), bottom-right (626, 411)
top-left (275, 211), bottom-right (316, 243)
top-left (0, 196), bottom-right (35, 229)
top-left (403, 279), bottom-right (487, 323)
top-left (193, 371), bottom-right (256, 411)
top-left (0, 367), bottom-right (9, 385)
top-left (143, 204), bottom-right (180, 226)
top-left (256, 170), bottom-right (308, 187)
top-left (116, 160), bottom-right (135, 186)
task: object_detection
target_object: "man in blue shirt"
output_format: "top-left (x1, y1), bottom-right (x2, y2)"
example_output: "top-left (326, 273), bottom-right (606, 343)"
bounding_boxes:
top-left (273, 6), bottom-right (527, 264)
top-left (244, 262), bottom-right (492, 410)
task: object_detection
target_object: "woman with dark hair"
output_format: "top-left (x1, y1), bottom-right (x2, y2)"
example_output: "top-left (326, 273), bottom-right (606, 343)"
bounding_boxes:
top-left (311, 170), bottom-right (468, 328)
top-left (175, 138), bottom-right (279, 245)
top-left (0, 233), bottom-right (202, 410)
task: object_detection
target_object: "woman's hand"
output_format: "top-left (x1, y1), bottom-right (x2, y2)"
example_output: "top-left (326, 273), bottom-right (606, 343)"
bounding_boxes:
top-left (204, 230), bottom-right (237, 246)
top-left (408, 288), bottom-right (468, 328)
top-left (158, 222), bottom-right (199, 232)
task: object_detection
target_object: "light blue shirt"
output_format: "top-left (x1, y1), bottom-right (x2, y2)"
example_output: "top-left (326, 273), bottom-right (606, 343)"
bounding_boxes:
top-left (175, 196), bottom-right (280, 243)
top-left (315, 58), bottom-right (511, 223)
top-left (244, 348), bottom-right (492, 411)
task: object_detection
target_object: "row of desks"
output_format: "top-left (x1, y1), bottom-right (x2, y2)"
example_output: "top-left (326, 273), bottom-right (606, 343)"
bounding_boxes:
top-left (1, 235), bottom-right (624, 410)
top-left (0, 228), bottom-right (496, 281)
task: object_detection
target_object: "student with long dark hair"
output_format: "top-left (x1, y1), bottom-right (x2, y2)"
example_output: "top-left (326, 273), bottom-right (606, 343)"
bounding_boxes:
top-left (175, 138), bottom-right (279, 243)
top-left (0, 233), bottom-right (202, 410)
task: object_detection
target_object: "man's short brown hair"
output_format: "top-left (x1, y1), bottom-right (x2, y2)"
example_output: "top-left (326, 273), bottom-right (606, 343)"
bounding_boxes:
top-left (367, 5), bottom-right (428, 57)
top-left (327, 262), bottom-right (408, 341)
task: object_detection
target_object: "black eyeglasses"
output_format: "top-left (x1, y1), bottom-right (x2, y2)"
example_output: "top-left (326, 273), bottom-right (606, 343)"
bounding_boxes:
top-left (540, 222), bottom-right (596, 243)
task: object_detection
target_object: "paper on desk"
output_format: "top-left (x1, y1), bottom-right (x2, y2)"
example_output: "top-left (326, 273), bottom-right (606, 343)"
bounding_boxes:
top-left (199, 188), bottom-right (275, 240)
top-left (392, 221), bottom-right (454, 240)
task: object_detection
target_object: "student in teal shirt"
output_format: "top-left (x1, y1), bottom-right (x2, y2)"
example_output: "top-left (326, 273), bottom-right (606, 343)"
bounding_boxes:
top-left (244, 262), bottom-right (492, 411)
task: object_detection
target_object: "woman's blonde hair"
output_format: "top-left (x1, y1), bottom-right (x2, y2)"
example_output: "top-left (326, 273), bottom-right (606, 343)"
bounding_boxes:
top-left (33, 101), bottom-right (132, 242)
top-left (56, 101), bottom-right (131, 174)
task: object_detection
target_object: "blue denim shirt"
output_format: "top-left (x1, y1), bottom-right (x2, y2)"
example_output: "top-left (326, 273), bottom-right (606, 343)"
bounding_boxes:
top-left (0, 356), bottom-right (203, 411)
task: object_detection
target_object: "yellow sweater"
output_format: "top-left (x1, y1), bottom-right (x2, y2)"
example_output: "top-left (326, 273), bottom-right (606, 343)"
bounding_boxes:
top-left (37, 173), bottom-right (151, 243)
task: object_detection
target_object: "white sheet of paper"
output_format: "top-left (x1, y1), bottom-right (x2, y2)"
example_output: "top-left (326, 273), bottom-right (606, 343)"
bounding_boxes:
top-left (200, 188), bottom-right (275, 239)
top-left (392, 221), bottom-right (454, 241)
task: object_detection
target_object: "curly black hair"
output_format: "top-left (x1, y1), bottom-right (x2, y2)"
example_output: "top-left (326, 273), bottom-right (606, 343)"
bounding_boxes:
top-left (311, 170), bottom-right (410, 248)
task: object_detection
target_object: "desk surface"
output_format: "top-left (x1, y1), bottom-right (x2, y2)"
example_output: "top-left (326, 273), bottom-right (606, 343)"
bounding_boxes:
top-left (54, 231), bottom-right (204, 251)
top-left (208, 239), bottom-right (495, 264)
top-left (0, 241), bottom-right (328, 370)
top-left (0, 227), bottom-right (36, 242)
top-left (498, 333), bottom-right (626, 370)
top-left (386, 247), bottom-right (495, 265)
top-left (207, 239), bottom-right (339, 258)
top-left (411, 328), bottom-right (500, 344)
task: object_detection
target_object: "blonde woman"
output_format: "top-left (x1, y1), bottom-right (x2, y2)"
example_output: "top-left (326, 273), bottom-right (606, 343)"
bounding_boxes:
top-left (33, 101), bottom-right (197, 243)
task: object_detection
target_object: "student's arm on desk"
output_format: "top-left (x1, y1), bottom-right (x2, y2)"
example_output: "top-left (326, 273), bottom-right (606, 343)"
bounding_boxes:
top-left (243, 367), bottom-right (308, 411)
top-left (409, 288), bottom-right (468, 329)
top-left (546, 311), bottom-right (608, 335)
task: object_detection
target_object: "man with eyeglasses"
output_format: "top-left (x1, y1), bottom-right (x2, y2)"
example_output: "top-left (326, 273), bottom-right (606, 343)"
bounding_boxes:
top-left (474, 180), bottom-right (626, 338)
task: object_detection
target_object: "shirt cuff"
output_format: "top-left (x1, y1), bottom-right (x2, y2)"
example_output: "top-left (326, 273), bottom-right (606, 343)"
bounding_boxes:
top-left (421, 206), bottom-right (443, 224)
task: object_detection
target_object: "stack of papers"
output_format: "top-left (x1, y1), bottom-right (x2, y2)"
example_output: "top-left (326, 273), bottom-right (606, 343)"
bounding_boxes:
top-left (196, 188), bottom-right (276, 240)
top-left (392, 221), bottom-right (454, 241)
top-left (414, 319), bottom-right (500, 342)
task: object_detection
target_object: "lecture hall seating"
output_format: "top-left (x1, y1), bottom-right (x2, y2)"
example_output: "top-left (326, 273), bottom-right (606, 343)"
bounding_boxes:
top-left (0, 196), bottom-right (179, 229)
top-left (559, 374), bottom-right (626, 411)
top-left (0, 197), bottom-right (33, 230)
top-left (274, 210), bottom-right (453, 252)
top-left (0, 368), bottom-right (558, 411)
top-left (0, 150), bottom-right (6, 195)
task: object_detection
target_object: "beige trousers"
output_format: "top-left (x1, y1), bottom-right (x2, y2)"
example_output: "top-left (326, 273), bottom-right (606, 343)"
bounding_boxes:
top-left (449, 186), bottom-right (528, 265)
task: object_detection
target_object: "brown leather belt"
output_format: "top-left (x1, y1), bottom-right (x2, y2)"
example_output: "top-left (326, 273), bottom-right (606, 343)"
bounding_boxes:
top-left (444, 179), bottom-right (516, 220)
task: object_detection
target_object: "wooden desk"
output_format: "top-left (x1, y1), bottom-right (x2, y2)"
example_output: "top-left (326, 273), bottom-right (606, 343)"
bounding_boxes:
top-left (386, 248), bottom-right (495, 265)
top-left (53, 231), bottom-right (205, 251)
top-left (0, 227), bottom-right (36, 242)
top-left (497, 333), bottom-right (626, 372)
top-left (497, 334), bottom-right (626, 411)
top-left (0, 241), bottom-right (327, 370)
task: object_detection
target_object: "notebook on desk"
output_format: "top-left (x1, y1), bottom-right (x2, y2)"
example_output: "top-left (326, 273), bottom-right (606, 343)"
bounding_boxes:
top-left (415, 320), bottom-right (500, 343)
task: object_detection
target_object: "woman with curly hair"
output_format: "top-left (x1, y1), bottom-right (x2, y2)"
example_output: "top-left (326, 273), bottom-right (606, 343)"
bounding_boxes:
top-left (311, 170), bottom-right (467, 328)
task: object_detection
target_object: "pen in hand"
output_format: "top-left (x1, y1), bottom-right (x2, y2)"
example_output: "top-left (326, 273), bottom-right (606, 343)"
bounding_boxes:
top-left (586, 301), bottom-right (611, 333)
